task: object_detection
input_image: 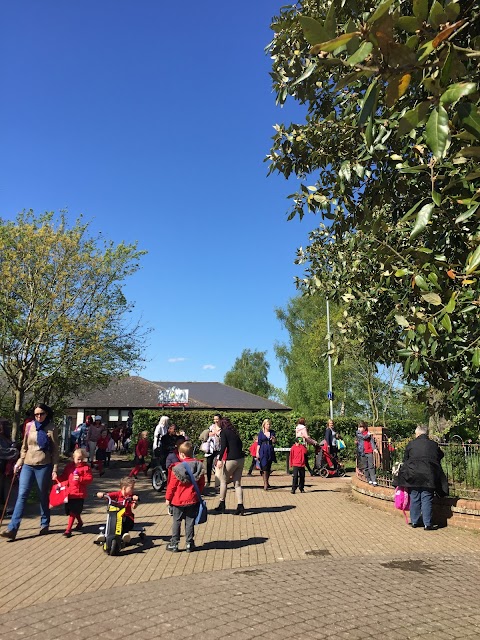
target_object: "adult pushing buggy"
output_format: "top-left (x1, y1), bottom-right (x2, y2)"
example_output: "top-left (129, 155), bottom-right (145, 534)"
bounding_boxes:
top-left (312, 441), bottom-right (346, 478)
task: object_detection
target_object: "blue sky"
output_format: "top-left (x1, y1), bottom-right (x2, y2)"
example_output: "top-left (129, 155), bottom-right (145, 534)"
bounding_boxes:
top-left (0, 1), bottom-right (313, 391)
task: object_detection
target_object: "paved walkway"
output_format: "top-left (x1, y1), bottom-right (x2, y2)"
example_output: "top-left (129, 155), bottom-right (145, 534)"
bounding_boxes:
top-left (1, 458), bottom-right (480, 639)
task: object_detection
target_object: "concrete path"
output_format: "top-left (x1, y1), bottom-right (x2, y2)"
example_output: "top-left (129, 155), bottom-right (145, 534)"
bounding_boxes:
top-left (1, 459), bottom-right (479, 639)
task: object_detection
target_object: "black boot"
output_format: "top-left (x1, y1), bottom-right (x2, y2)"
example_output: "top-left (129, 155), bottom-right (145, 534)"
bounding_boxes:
top-left (234, 504), bottom-right (245, 516)
top-left (213, 500), bottom-right (226, 513)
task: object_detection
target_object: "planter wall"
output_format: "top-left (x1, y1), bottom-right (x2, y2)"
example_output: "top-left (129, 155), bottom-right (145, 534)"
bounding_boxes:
top-left (351, 475), bottom-right (480, 532)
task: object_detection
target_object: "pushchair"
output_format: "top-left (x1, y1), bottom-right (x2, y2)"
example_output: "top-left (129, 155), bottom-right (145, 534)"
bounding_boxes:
top-left (150, 447), bottom-right (167, 492)
top-left (312, 442), bottom-right (346, 478)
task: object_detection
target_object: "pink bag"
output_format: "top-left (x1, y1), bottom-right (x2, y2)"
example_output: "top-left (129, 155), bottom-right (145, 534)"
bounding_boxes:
top-left (394, 487), bottom-right (410, 523)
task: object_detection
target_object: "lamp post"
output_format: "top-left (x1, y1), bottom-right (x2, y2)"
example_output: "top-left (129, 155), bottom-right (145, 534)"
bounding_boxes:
top-left (326, 298), bottom-right (334, 420)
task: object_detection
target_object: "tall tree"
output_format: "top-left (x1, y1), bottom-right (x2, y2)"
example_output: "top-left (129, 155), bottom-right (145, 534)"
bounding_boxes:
top-left (275, 293), bottom-right (424, 421)
top-left (224, 349), bottom-right (273, 398)
top-left (267, 0), bottom-right (480, 415)
top-left (0, 211), bottom-right (147, 438)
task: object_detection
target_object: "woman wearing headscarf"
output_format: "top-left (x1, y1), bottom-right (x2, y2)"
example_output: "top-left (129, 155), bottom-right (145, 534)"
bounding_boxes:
top-left (214, 417), bottom-right (245, 515)
top-left (1, 403), bottom-right (58, 540)
top-left (153, 415), bottom-right (170, 453)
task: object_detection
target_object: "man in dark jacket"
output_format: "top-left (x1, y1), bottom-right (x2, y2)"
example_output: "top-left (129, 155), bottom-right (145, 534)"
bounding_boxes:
top-left (396, 425), bottom-right (449, 530)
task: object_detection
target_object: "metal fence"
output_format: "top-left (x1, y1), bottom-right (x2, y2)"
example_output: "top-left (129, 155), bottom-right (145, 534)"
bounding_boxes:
top-left (371, 440), bottom-right (480, 499)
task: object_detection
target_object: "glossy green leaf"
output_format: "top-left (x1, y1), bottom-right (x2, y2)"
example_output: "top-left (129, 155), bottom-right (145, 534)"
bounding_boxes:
top-left (398, 101), bottom-right (431, 136)
top-left (401, 198), bottom-right (427, 222)
top-left (413, 0), bottom-right (429, 21)
top-left (291, 63), bottom-right (317, 87)
top-left (411, 203), bottom-right (435, 240)
top-left (455, 203), bottom-right (480, 224)
top-left (466, 244), bottom-right (480, 275)
top-left (347, 41), bottom-right (373, 66)
top-left (429, 1), bottom-right (447, 29)
top-left (431, 340), bottom-right (438, 357)
top-left (358, 80), bottom-right (378, 127)
top-left (367, 0), bottom-right (394, 24)
top-left (473, 348), bottom-right (480, 369)
top-left (425, 106), bottom-right (450, 159)
top-left (421, 292), bottom-right (442, 305)
top-left (441, 314), bottom-right (452, 333)
top-left (417, 39), bottom-right (434, 62)
top-left (428, 322), bottom-right (438, 337)
top-left (440, 82), bottom-right (476, 106)
top-left (414, 274), bottom-right (429, 290)
top-left (432, 190), bottom-right (442, 206)
top-left (324, 2), bottom-right (337, 39)
top-left (445, 2), bottom-right (460, 21)
top-left (444, 294), bottom-right (456, 314)
top-left (397, 16), bottom-right (421, 33)
top-left (395, 268), bottom-right (409, 277)
top-left (395, 315), bottom-right (410, 327)
top-left (335, 71), bottom-right (365, 91)
top-left (299, 16), bottom-right (328, 45)
top-left (310, 31), bottom-right (360, 54)
top-left (458, 103), bottom-right (480, 141)
top-left (440, 47), bottom-right (454, 87)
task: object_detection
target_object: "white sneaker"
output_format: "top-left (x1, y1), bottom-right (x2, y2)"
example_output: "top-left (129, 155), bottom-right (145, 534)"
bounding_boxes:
top-left (368, 481), bottom-right (373, 484)
top-left (122, 533), bottom-right (131, 544)
top-left (95, 534), bottom-right (106, 544)
top-left (372, 482), bottom-right (378, 486)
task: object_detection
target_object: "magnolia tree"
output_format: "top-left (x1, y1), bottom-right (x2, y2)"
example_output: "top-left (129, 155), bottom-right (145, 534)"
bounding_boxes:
top-left (267, 0), bottom-right (480, 416)
top-left (0, 211), bottom-right (147, 437)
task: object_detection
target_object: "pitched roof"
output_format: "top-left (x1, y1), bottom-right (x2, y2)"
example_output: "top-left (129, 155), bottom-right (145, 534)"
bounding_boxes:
top-left (68, 376), bottom-right (291, 412)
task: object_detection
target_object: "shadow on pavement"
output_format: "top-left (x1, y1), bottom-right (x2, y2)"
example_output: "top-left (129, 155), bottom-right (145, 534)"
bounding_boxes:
top-left (200, 536), bottom-right (268, 550)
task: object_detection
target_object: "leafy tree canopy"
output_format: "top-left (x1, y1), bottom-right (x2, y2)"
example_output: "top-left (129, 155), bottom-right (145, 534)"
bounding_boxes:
top-left (267, 0), bottom-right (480, 414)
top-left (0, 211), bottom-right (147, 437)
top-left (224, 348), bottom-right (273, 398)
top-left (276, 293), bottom-right (426, 422)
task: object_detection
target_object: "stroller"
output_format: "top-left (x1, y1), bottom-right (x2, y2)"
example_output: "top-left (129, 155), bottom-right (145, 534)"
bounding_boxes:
top-left (312, 442), bottom-right (346, 478)
top-left (94, 494), bottom-right (146, 556)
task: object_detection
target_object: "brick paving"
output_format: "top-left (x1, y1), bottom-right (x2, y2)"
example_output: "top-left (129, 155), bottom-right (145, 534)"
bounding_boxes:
top-left (1, 458), bottom-right (480, 639)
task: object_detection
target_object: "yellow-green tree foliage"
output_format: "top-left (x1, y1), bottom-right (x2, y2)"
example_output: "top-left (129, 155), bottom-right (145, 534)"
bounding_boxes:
top-left (0, 211), bottom-right (147, 437)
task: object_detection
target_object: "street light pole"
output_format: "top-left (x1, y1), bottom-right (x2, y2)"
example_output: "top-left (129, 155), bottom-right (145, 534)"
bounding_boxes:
top-left (326, 298), bottom-right (334, 419)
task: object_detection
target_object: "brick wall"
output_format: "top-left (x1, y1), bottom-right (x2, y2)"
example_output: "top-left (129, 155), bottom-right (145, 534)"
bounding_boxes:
top-left (351, 475), bottom-right (480, 531)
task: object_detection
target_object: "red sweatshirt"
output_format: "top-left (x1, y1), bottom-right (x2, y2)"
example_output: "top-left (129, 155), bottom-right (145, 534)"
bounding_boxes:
top-left (135, 437), bottom-right (149, 458)
top-left (96, 436), bottom-right (109, 451)
top-left (58, 462), bottom-right (93, 499)
top-left (363, 432), bottom-right (374, 454)
top-left (106, 491), bottom-right (136, 519)
top-left (165, 458), bottom-right (205, 507)
top-left (289, 444), bottom-right (308, 468)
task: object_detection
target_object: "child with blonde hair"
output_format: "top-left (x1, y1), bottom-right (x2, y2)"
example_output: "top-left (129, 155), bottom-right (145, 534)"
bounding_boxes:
top-left (58, 448), bottom-right (93, 537)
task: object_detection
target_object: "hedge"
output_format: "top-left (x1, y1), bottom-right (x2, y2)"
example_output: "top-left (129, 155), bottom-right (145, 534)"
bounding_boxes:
top-left (131, 410), bottom-right (419, 452)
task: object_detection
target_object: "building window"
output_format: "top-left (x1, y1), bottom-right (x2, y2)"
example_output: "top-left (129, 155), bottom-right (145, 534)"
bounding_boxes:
top-left (120, 410), bottom-right (130, 422)
top-left (109, 409), bottom-right (119, 423)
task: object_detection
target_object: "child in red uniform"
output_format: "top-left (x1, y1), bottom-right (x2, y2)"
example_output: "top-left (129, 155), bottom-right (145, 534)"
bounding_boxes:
top-left (58, 448), bottom-right (93, 537)
top-left (95, 429), bottom-right (109, 476)
top-left (165, 441), bottom-right (205, 553)
top-left (289, 437), bottom-right (308, 494)
top-left (96, 476), bottom-right (139, 544)
top-left (129, 430), bottom-right (149, 477)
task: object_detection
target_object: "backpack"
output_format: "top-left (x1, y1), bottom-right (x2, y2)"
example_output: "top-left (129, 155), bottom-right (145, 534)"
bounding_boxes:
top-left (199, 428), bottom-right (210, 443)
top-left (394, 487), bottom-right (410, 523)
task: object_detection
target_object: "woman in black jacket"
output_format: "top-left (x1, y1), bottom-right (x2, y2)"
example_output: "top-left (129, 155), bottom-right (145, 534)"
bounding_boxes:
top-left (214, 418), bottom-right (245, 515)
top-left (396, 425), bottom-right (449, 530)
